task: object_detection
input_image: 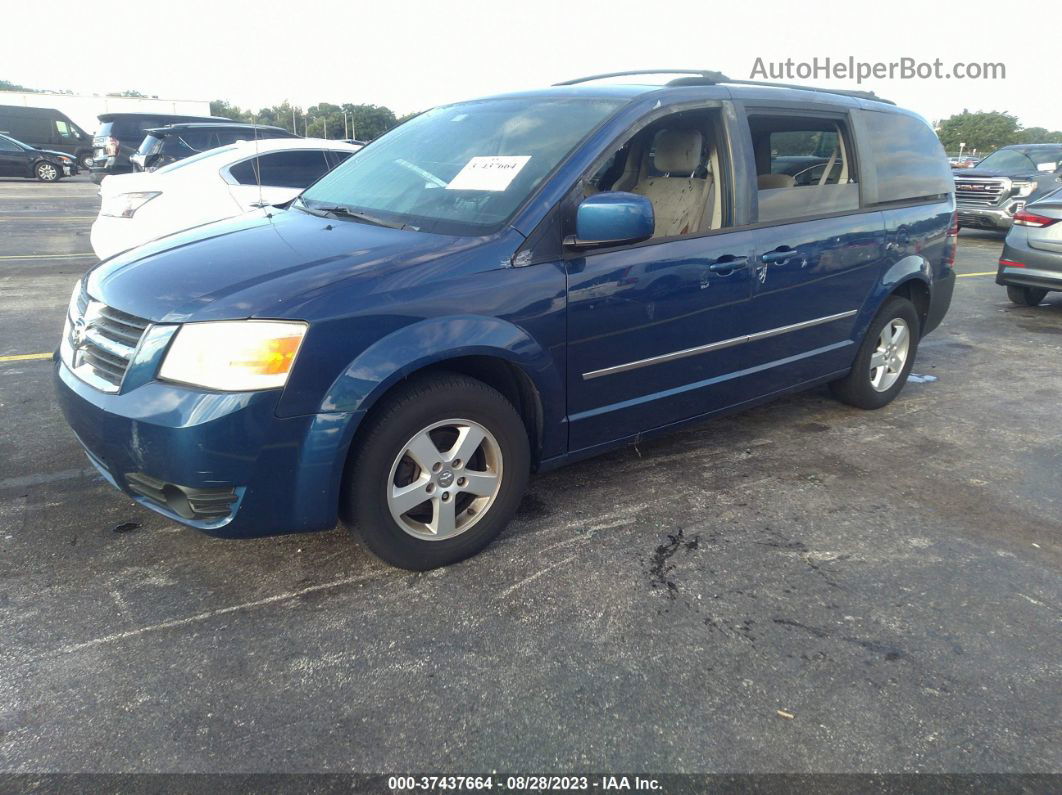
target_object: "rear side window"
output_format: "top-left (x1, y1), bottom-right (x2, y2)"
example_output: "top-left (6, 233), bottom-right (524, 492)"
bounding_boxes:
top-left (862, 110), bottom-right (952, 204)
top-left (748, 113), bottom-right (859, 223)
top-left (230, 150), bottom-right (330, 188)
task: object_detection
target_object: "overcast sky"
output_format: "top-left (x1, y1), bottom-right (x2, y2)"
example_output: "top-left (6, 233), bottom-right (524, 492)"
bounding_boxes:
top-left (4, 0), bottom-right (1056, 131)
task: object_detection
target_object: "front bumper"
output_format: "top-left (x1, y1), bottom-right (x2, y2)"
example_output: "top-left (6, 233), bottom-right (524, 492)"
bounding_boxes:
top-left (54, 358), bottom-right (361, 537)
top-left (956, 203), bottom-right (1020, 230)
top-left (996, 238), bottom-right (1062, 292)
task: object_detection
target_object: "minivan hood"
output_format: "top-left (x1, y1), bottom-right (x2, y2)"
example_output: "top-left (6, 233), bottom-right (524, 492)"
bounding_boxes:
top-left (87, 207), bottom-right (519, 323)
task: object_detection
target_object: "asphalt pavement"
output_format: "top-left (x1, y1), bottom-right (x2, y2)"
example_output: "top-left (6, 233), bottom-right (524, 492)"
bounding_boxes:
top-left (0, 176), bottom-right (1059, 774)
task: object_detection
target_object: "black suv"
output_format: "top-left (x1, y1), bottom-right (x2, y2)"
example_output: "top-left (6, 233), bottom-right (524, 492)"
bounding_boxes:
top-left (90, 112), bottom-right (228, 183)
top-left (955, 143), bottom-right (1062, 231)
top-left (130, 123), bottom-right (298, 172)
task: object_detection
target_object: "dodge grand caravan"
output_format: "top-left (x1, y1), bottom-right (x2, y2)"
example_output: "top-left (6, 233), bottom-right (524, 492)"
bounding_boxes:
top-left (55, 70), bottom-right (957, 570)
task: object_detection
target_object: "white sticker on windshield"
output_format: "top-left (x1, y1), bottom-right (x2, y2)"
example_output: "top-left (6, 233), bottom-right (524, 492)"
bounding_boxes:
top-left (1037, 162), bottom-right (1056, 172)
top-left (446, 156), bottom-right (531, 191)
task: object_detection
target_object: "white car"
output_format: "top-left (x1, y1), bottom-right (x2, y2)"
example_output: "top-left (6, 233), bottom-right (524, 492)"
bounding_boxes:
top-left (90, 137), bottom-right (361, 260)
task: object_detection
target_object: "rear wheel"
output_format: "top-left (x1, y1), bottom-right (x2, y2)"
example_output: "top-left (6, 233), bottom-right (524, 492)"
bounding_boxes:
top-left (1006, 285), bottom-right (1048, 307)
top-left (830, 296), bottom-right (920, 410)
top-left (35, 161), bottom-right (60, 182)
top-left (343, 373), bottom-right (530, 570)
top-left (79, 153), bottom-right (94, 170)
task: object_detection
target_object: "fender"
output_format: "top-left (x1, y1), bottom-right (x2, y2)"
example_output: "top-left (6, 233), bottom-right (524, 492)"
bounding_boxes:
top-left (319, 314), bottom-right (567, 457)
top-left (856, 253), bottom-right (932, 339)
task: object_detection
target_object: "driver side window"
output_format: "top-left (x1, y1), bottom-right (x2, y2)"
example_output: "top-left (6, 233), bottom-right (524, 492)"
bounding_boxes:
top-left (583, 107), bottom-right (726, 239)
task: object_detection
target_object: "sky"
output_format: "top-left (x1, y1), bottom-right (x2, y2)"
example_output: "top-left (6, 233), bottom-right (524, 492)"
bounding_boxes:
top-left (4, 0), bottom-right (1057, 131)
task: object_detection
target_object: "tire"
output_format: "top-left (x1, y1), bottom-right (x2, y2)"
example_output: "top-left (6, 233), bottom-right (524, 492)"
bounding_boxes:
top-left (79, 153), bottom-right (94, 170)
top-left (35, 161), bottom-right (60, 182)
top-left (1006, 285), bottom-right (1048, 307)
top-left (830, 296), bottom-right (920, 410)
top-left (343, 373), bottom-right (530, 570)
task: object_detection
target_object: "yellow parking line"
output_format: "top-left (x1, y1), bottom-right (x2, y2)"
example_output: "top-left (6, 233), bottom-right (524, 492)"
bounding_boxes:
top-left (0, 253), bottom-right (96, 260)
top-left (956, 271), bottom-right (997, 278)
top-left (0, 352), bottom-right (52, 362)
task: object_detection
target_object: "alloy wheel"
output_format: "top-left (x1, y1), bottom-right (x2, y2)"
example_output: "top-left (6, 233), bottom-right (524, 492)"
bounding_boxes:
top-left (386, 419), bottom-right (503, 541)
top-left (869, 318), bottom-right (910, 392)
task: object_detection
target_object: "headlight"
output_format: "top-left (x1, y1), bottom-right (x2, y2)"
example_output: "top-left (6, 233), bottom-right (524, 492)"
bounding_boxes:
top-left (100, 191), bottom-right (161, 218)
top-left (158, 321), bottom-right (308, 391)
top-left (1014, 181), bottom-right (1037, 197)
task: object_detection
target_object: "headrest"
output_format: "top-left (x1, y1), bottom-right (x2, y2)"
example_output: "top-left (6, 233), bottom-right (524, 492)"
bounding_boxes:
top-left (758, 173), bottom-right (796, 189)
top-left (653, 129), bottom-right (703, 174)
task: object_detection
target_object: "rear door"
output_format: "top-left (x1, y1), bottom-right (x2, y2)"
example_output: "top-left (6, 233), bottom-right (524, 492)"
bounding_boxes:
top-left (226, 149), bottom-right (332, 208)
top-left (737, 106), bottom-right (886, 384)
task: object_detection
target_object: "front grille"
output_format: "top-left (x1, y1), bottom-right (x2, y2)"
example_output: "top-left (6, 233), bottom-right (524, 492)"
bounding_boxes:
top-left (126, 473), bottom-right (238, 521)
top-left (65, 286), bottom-right (151, 391)
top-left (954, 177), bottom-right (1009, 208)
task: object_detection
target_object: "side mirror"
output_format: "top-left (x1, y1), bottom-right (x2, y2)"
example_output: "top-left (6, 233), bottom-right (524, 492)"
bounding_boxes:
top-left (564, 192), bottom-right (654, 250)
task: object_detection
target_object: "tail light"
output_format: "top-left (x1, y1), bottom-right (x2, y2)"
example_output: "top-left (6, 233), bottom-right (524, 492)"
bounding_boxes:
top-left (945, 210), bottom-right (959, 268)
top-left (1013, 209), bottom-right (1060, 228)
top-left (103, 137), bottom-right (119, 157)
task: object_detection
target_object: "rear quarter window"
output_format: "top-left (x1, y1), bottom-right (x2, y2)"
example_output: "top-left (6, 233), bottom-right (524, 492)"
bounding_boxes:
top-left (862, 110), bottom-right (953, 204)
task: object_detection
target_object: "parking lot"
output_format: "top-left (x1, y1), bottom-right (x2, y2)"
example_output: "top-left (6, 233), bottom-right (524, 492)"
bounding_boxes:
top-left (0, 176), bottom-right (1059, 773)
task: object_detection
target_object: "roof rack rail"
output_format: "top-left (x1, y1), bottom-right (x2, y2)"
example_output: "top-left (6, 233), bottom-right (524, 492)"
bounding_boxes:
top-left (553, 69), bottom-right (894, 105)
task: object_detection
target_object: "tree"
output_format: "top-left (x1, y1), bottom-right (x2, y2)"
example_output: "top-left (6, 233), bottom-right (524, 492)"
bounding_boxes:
top-left (0, 79), bottom-right (37, 92)
top-left (209, 99), bottom-right (251, 121)
top-left (936, 110), bottom-right (1021, 153)
top-left (1017, 126), bottom-right (1062, 144)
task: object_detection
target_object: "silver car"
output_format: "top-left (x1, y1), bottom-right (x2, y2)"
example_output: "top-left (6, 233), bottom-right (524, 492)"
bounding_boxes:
top-left (997, 186), bottom-right (1062, 305)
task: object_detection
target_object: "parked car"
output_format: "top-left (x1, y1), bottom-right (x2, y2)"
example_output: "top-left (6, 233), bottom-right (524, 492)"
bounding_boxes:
top-left (55, 70), bottom-right (956, 571)
top-left (996, 185), bottom-right (1062, 305)
top-left (0, 132), bottom-right (78, 181)
top-left (0, 105), bottom-right (94, 169)
top-left (130, 123), bottom-right (298, 172)
top-left (91, 138), bottom-right (359, 260)
top-left (955, 143), bottom-right (1062, 231)
top-left (90, 112), bottom-right (228, 183)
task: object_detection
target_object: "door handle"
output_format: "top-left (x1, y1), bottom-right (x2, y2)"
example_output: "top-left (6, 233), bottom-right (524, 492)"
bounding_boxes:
top-left (760, 247), bottom-right (800, 265)
top-left (708, 255), bottom-right (749, 273)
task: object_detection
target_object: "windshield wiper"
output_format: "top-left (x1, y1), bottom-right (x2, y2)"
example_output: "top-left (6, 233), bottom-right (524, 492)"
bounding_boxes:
top-left (300, 201), bottom-right (405, 229)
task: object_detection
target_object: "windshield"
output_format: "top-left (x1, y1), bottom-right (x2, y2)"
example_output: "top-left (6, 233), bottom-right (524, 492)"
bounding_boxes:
top-left (155, 144), bottom-right (239, 174)
top-left (976, 147), bottom-right (1062, 173)
top-left (298, 96), bottom-right (624, 235)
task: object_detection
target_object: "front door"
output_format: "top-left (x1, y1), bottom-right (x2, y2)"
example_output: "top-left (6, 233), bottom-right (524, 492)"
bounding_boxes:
top-left (566, 228), bottom-right (763, 451)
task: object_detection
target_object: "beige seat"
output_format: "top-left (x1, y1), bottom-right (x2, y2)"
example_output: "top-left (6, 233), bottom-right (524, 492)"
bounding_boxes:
top-left (757, 173), bottom-right (796, 190)
top-left (628, 129), bottom-right (711, 238)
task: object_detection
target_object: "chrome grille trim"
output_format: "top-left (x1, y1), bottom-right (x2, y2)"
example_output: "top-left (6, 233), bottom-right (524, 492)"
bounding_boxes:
top-left (62, 286), bottom-right (151, 392)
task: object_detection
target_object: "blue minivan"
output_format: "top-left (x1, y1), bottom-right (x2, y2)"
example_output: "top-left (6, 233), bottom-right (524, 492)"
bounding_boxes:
top-left (55, 71), bottom-right (957, 570)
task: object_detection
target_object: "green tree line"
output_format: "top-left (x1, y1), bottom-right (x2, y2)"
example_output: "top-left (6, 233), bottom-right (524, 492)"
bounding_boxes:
top-left (935, 110), bottom-right (1062, 153)
top-left (210, 99), bottom-right (417, 141)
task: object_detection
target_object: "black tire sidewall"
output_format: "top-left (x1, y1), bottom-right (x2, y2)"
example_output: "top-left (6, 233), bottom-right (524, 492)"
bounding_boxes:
top-left (833, 296), bottom-right (921, 410)
top-left (347, 376), bottom-right (530, 570)
top-left (1007, 285), bottom-right (1046, 306)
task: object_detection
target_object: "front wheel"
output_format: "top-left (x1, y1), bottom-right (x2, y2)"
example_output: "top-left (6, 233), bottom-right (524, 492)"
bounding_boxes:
top-left (79, 153), bottom-right (94, 170)
top-left (35, 161), bottom-right (60, 182)
top-left (343, 373), bottom-right (530, 570)
top-left (830, 296), bottom-right (920, 410)
top-left (1006, 285), bottom-right (1048, 307)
